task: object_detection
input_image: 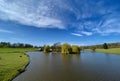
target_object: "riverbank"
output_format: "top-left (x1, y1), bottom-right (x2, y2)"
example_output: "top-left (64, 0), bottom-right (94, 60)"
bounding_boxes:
top-left (86, 48), bottom-right (120, 54)
top-left (0, 48), bottom-right (37, 81)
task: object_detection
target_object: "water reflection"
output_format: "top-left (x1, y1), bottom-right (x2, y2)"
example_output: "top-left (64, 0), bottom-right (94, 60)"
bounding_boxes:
top-left (13, 51), bottom-right (120, 81)
top-left (61, 54), bottom-right (80, 63)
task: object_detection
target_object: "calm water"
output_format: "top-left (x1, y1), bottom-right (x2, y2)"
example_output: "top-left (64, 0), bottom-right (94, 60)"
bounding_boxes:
top-left (13, 51), bottom-right (120, 81)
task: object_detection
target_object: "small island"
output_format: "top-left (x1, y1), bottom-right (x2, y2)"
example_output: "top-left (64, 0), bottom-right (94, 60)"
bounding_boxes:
top-left (44, 43), bottom-right (81, 54)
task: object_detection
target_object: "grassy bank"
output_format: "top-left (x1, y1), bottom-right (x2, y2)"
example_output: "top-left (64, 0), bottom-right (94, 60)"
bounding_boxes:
top-left (0, 48), bottom-right (36, 81)
top-left (86, 48), bottom-right (120, 54)
top-left (0, 48), bottom-right (37, 53)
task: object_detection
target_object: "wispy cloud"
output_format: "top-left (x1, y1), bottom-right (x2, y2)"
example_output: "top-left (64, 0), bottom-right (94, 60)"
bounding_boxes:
top-left (95, 15), bottom-right (120, 34)
top-left (0, 0), bottom-right (65, 29)
top-left (0, 0), bottom-right (120, 35)
top-left (0, 29), bottom-right (13, 34)
top-left (71, 33), bottom-right (82, 37)
top-left (71, 0), bottom-right (120, 36)
top-left (81, 31), bottom-right (93, 36)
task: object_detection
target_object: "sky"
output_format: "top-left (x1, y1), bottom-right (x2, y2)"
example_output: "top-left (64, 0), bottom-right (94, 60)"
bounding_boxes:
top-left (0, 0), bottom-right (120, 46)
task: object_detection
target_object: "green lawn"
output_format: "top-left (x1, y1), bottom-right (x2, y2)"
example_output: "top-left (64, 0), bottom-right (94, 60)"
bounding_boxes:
top-left (86, 48), bottom-right (120, 54)
top-left (0, 48), bottom-right (37, 53)
top-left (0, 48), bottom-right (36, 81)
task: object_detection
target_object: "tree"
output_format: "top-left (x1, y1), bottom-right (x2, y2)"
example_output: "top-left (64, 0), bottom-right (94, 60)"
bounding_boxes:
top-left (18, 43), bottom-right (24, 48)
top-left (0, 42), bottom-right (11, 48)
top-left (24, 44), bottom-right (33, 48)
top-left (72, 45), bottom-right (80, 54)
top-left (44, 45), bottom-right (50, 53)
top-left (51, 42), bottom-right (61, 52)
top-left (62, 43), bottom-right (71, 54)
top-left (91, 46), bottom-right (96, 52)
top-left (103, 43), bottom-right (108, 49)
top-left (0, 42), bottom-right (34, 48)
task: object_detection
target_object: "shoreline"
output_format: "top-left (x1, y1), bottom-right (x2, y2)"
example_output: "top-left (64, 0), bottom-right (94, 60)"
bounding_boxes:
top-left (0, 48), bottom-right (37, 81)
top-left (11, 53), bottom-right (30, 81)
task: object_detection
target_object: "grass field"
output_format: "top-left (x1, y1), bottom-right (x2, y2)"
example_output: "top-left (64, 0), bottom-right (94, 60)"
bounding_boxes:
top-left (0, 48), bottom-right (37, 53)
top-left (86, 48), bottom-right (120, 54)
top-left (0, 48), bottom-right (37, 81)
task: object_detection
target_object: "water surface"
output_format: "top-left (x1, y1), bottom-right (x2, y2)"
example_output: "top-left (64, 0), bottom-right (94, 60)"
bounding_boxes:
top-left (13, 51), bottom-right (120, 81)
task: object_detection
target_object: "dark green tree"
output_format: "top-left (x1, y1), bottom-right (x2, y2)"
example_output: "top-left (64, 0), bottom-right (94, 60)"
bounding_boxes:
top-left (103, 43), bottom-right (108, 49)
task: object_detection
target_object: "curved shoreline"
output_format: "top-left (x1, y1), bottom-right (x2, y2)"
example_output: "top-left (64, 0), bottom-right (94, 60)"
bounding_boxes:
top-left (11, 53), bottom-right (30, 81)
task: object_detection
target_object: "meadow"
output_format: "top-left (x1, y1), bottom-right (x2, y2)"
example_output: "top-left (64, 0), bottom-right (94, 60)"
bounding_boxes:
top-left (86, 48), bottom-right (120, 54)
top-left (0, 48), bottom-right (36, 81)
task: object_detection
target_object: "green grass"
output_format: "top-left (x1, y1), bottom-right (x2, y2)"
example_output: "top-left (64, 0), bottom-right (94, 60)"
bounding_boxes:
top-left (86, 48), bottom-right (120, 54)
top-left (0, 48), bottom-right (36, 81)
top-left (0, 48), bottom-right (37, 53)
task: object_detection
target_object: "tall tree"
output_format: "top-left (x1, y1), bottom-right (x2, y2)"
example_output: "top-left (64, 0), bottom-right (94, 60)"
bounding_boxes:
top-left (103, 43), bottom-right (108, 49)
top-left (62, 43), bottom-right (71, 54)
top-left (51, 42), bottom-right (61, 52)
top-left (44, 45), bottom-right (50, 53)
top-left (72, 45), bottom-right (80, 54)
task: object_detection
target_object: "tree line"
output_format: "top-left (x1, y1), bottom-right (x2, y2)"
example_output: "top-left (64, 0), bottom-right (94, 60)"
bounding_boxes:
top-left (0, 42), bottom-right (35, 48)
top-left (43, 43), bottom-right (81, 54)
top-left (81, 42), bottom-right (120, 49)
top-left (42, 42), bottom-right (120, 53)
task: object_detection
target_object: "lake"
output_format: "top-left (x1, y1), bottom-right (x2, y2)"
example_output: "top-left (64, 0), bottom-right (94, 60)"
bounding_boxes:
top-left (13, 51), bottom-right (120, 81)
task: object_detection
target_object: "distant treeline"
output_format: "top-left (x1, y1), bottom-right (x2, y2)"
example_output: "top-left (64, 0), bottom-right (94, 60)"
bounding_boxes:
top-left (0, 42), bottom-right (37, 48)
top-left (40, 42), bottom-right (120, 53)
top-left (82, 42), bottom-right (120, 49)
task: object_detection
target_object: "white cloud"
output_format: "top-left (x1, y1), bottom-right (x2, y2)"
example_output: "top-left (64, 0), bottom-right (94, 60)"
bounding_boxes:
top-left (71, 0), bottom-right (120, 36)
top-left (0, 29), bottom-right (13, 33)
top-left (94, 15), bottom-right (120, 35)
top-left (0, 0), bottom-right (120, 36)
top-left (75, 12), bottom-right (120, 36)
top-left (81, 31), bottom-right (93, 36)
top-left (0, 0), bottom-right (65, 29)
top-left (71, 33), bottom-right (82, 37)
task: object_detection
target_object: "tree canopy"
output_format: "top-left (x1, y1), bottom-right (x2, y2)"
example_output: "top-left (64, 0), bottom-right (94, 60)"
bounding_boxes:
top-left (62, 44), bottom-right (80, 54)
top-left (0, 42), bottom-right (34, 48)
top-left (72, 45), bottom-right (80, 54)
top-left (43, 45), bottom-right (50, 53)
top-left (103, 43), bottom-right (108, 49)
top-left (62, 43), bottom-right (71, 54)
top-left (51, 42), bottom-right (61, 53)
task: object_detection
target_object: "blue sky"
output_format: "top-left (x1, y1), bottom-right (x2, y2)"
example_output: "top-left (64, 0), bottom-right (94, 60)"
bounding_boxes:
top-left (0, 0), bottom-right (120, 46)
